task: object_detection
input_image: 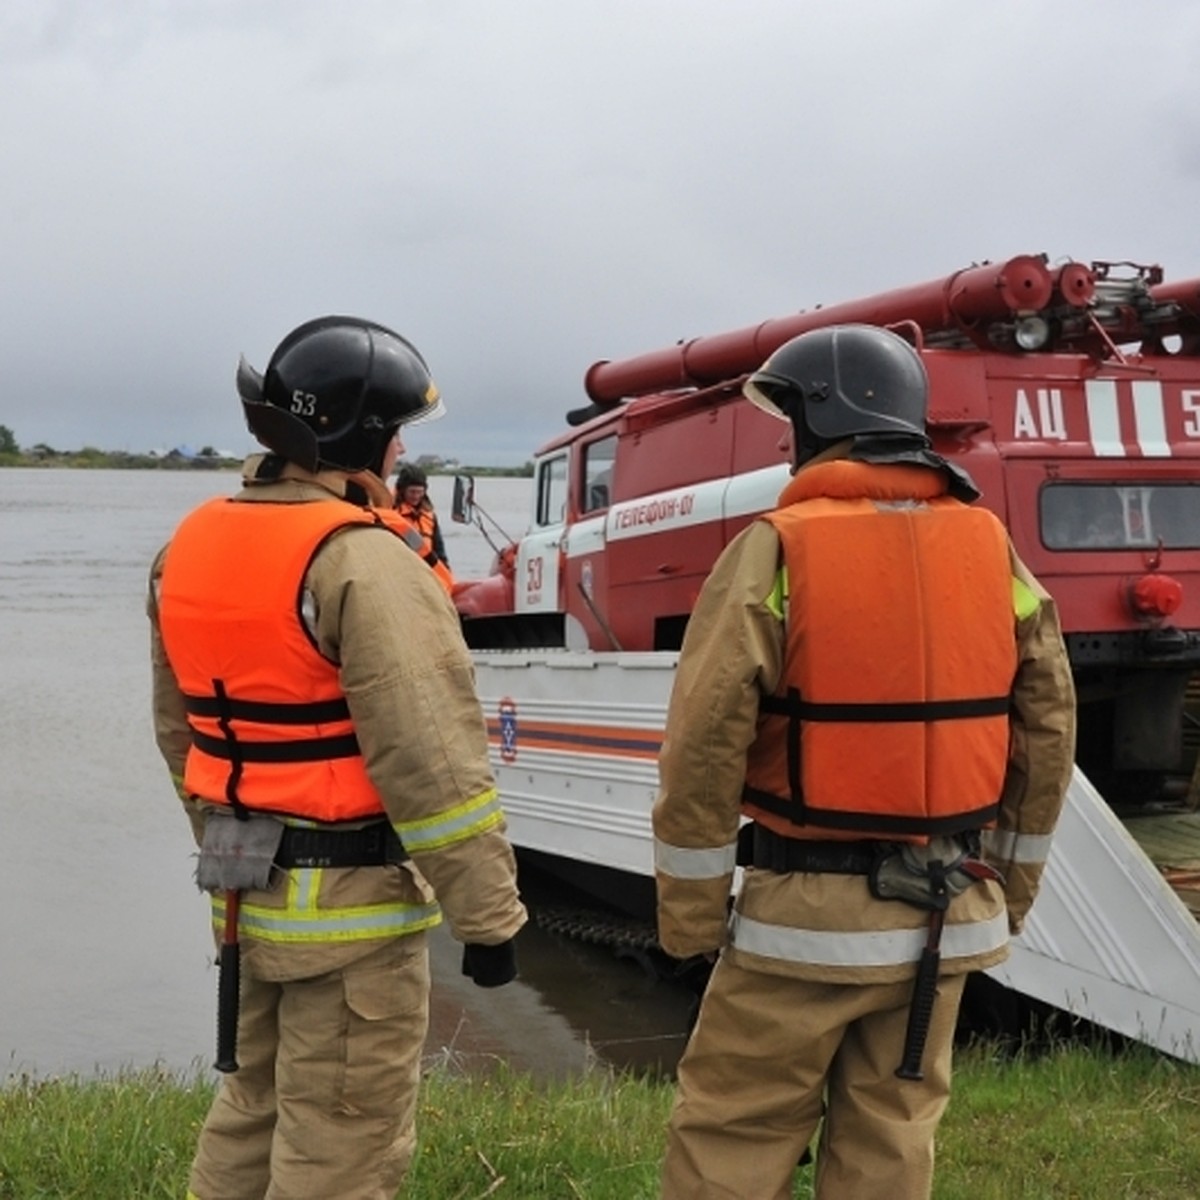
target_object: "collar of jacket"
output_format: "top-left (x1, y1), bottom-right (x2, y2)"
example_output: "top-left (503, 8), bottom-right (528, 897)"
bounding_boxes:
top-left (242, 453), bottom-right (394, 508)
top-left (777, 458), bottom-right (952, 508)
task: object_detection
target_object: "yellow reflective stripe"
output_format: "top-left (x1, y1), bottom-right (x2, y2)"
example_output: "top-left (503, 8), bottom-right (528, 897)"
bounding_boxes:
top-left (765, 566), bottom-right (788, 621)
top-left (1013, 576), bottom-right (1040, 621)
top-left (394, 787), bottom-right (505, 853)
top-left (291, 865), bottom-right (319, 912)
top-left (212, 888), bottom-right (440, 944)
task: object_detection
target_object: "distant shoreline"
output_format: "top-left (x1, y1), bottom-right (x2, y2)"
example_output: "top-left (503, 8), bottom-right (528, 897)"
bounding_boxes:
top-left (0, 453), bottom-right (532, 476)
top-left (0, 455), bottom-right (243, 470)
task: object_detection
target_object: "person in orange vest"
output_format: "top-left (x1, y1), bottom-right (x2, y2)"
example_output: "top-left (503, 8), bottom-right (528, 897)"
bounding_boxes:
top-left (653, 324), bottom-right (1076, 1200)
top-left (148, 315), bottom-right (526, 1200)
top-left (394, 461), bottom-right (454, 588)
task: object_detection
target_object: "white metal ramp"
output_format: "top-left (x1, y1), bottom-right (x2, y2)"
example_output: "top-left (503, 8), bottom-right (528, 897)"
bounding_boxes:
top-left (987, 766), bottom-right (1200, 1063)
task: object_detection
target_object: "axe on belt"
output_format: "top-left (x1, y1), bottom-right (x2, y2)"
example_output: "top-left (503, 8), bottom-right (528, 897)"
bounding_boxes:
top-left (214, 888), bottom-right (242, 1073)
top-left (893, 856), bottom-right (1002, 1081)
top-left (197, 683), bottom-right (284, 1073)
top-left (196, 810), bottom-right (283, 1074)
top-left (894, 873), bottom-right (948, 1082)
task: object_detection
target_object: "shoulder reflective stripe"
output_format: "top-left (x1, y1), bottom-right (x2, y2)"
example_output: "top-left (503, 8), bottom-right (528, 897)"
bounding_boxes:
top-left (1012, 577), bottom-right (1041, 621)
top-left (401, 526), bottom-right (424, 552)
top-left (982, 828), bottom-right (1054, 865)
top-left (765, 566), bottom-right (787, 622)
top-left (730, 909), bottom-right (1009, 968)
top-left (212, 888), bottom-right (441, 944)
top-left (393, 787), bottom-right (505, 853)
top-left (654, 837), bottom-right (739, 880)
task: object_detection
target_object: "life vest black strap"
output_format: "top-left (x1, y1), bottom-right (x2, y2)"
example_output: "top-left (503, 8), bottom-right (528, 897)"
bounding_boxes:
top-left (742, 784), bottom-right (1000, 838)
top-left (212, 679), bottom-right (249, 820)
top-left (184, 694), bottom-right (352, 725)
top-left (760, 691), bottom-right (1010, 722)
top-left (192, 730), bottom-right (362, 763)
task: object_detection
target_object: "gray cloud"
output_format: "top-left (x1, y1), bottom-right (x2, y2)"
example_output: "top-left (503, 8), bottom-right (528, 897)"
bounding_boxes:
top-left (3, 0), bottom-right (1199, 463)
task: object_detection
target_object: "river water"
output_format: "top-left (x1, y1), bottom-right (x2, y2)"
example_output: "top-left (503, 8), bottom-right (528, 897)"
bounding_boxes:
top-left (0, 468), bottom-right (692, 1082)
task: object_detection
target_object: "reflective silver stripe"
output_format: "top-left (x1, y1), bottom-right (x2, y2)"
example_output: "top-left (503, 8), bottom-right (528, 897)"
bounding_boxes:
top-left (730, 909), bottom-right (1009, 968)
top-left (293, 867), bottom-right (318, 911)
top-left (982, 828), bottom-right (1054, 865)
top-left (396, 788), bottom-right (505, 853)
top-left (212, 890), bottom-right (441, 944)
top-left (654, 837), bottom-right (739, 880)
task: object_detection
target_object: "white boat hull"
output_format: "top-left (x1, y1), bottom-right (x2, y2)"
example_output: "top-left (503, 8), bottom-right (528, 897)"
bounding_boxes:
top-left (476, 650), bottom-right (1200, 1064)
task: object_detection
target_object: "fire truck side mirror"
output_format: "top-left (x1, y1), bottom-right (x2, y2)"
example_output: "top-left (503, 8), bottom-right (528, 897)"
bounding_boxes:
top-left (451, 474), bottom-right (475, 525)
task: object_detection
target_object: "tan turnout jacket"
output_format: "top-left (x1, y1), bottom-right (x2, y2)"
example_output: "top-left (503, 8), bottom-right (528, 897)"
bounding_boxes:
top-left (149, 457), bottom-right (526, 980)
top-left (653, 454), bottom-right (1076, 985)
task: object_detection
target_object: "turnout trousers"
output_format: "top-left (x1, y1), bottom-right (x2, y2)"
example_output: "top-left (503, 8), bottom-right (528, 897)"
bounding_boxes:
top-left (661, 955), bottom-right (967, 1200)
top-left (187, 933), bottom-right (430, 1200)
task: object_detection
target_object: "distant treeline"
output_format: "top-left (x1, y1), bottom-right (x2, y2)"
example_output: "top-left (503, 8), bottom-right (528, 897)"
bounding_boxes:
top-left (0, 447), bottom-right (241, 470)
top-left (0, 443), bottom-right (533, 477)
top-left (455, 463), bottom-right (535, 478)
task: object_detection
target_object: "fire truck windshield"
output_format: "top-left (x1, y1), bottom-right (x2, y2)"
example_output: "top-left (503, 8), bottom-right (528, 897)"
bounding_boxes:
top-left (1041, 483), bottom-right (1200, 551)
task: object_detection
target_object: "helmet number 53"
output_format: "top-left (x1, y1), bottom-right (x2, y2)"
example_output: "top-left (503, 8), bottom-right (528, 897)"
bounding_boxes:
top-left (290, 390), bottom-right (318, 416)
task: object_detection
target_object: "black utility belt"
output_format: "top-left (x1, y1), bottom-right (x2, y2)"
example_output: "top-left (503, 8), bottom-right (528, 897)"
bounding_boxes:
top-left (276, 821), bottom-right (408, 869)
top-left (739, 823), bottom-right (880, 875)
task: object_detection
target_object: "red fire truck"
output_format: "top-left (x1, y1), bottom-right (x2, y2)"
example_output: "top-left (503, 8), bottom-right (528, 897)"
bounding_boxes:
top-left (457, 253), bottom-right (1200, 800)
top-left (452, 254), bottom-right (1200, 1060)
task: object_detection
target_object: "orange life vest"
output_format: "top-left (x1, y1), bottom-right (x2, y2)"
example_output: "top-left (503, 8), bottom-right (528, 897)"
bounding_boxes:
top-left (396, 501), bottom-right (453, 591)
top-left (159, 497), bottom-right (414, 823)
top-left (393, 499), bottom-right (451, 588)
top-left (742, 460), bottom-right (1017, 844)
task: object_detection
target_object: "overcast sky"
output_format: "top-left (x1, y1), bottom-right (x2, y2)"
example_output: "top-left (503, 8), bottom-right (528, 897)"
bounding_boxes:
top-left (4, 1), bottom-right (1199, 465)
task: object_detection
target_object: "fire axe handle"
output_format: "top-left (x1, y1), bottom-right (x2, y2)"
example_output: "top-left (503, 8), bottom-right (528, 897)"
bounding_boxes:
top-left (214, 889), bottom-right (241, 1074)
top-left (895, 908), bottom-right (945, 1082)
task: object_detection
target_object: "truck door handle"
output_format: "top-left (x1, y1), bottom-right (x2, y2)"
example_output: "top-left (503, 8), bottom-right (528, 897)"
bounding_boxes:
top-left (657, 563), bottom-right (681, 575)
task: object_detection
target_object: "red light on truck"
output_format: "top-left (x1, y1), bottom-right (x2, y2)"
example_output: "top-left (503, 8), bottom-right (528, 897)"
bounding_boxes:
top-left (1129, 573), bottom-right (1184, 618)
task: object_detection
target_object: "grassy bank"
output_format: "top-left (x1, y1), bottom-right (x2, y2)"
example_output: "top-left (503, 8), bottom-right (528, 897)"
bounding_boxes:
top-left (2, 1043), bottom-right (1199, 1198)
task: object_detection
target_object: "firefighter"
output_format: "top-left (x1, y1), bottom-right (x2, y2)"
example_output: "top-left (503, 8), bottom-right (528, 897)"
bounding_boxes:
top-left (654, 324), bottom-right (1076, 1200)
top-left (148, 315), bottom-right (527, 1200)
top-left (394, 461), bottom-right (454, 587)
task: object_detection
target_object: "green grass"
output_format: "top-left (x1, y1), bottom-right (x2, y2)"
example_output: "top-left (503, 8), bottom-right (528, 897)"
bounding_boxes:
top-left (0, 1069), bottom-right (212, 1199)
top-left (935, 1042), bottom-right (1200, 1200)
top-left (2, 1042), bottom-right (1199, 1199)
